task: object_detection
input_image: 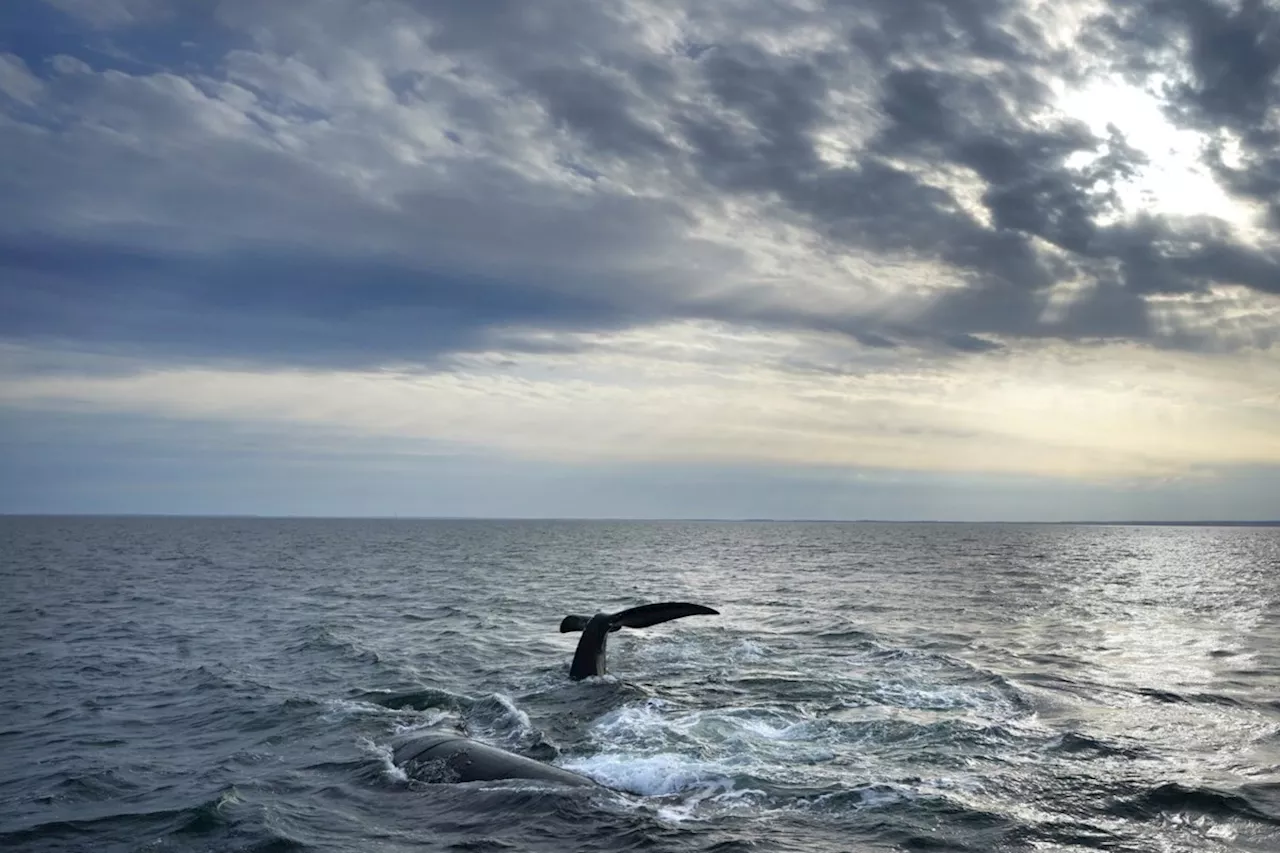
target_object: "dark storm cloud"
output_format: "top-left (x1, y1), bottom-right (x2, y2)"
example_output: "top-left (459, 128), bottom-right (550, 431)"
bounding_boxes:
top-left (0, 235), bottom-right (662, 368)
top-left (1, 0), bottom-right (1277, 370)
top-left (525, 65), bottom-right (674, 160)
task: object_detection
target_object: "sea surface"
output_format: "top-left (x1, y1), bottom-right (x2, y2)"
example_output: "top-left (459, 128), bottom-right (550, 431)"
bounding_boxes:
top-left (2, 518), bottom-right (1280, 853)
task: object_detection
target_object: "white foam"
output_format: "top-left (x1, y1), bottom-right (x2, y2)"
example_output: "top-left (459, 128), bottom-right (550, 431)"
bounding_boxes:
top-left (358, 737), bottom-right (408, 783)
top-left (322, 697), bottom-right (409, 720)
top-left (391, 710), bottom-right (450, 735)
top-left (213, 786), bottom-right (243, 810)
top-left (473, 692), bottom-right (533, 744)
top-left (573, 673), bottom-right (622, 686)
top-left (798, 784), bottom-right (911, 813)
top-left (593, 701), bottom-right (814, 743)
top-left (576, 696), bottom-right (1007, 816)
top-left (673, 707), bottom-right (821, 752)
top-left (731, 715), bottom-right (813, 741)
top-left (562, 752), bottom-right (730, 797)
top-left (582, 701), bottom-right (835, 788)
top-left (870, 680), bottom-right (1017, 717)
top-left (732, 639), bottom-right (769, 661)
top-left (653, 782), bottom-right (772, 824)
top-left (490, 692), bottom-right (532, 728)
top-left (588, 701), bottom-right (671, 747)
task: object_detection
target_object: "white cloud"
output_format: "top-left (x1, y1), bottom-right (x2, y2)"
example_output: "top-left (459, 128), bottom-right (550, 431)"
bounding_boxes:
top-left (3, 331), bottom-right (1278, 481)
top-left (0, 54), bottom-right (44, 106)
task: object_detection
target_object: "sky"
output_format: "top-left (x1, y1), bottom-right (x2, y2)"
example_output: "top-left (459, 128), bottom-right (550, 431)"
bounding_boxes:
top-left (1, 0), bottom-right (1278, 520)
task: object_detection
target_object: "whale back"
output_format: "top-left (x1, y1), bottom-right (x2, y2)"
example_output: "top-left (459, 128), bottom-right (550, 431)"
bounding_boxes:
top-left (392, 732), bottom-right (596, 787)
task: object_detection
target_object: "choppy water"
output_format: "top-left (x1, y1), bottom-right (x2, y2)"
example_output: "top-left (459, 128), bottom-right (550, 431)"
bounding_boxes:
top-left (2, 518), bottom-right (1279, 852)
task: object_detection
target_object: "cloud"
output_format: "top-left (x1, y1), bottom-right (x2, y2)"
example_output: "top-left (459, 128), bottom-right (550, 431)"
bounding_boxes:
top-left (0, 52), bottom-right (44, 104)
top-left (1093, 0), bottom-right (1280, 220)
top-left (1, 0), bottom-right (1279, 514)
top-left (4, 327), bottom-right (1278, 484)
top-left (8, 404), bottom-right (1276, 520)
top-left (2, 0), bottom-right (1278, 373)
top-left (41, 0), bottom-right (165, 29)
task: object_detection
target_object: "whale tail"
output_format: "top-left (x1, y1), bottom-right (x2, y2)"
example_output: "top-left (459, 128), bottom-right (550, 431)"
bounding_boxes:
top-left (559, 602), bottom-right (719, 679)
top-left (558, 614), bottom-right (592, 633)
top-left (559, 602), bottom-right (719, 633)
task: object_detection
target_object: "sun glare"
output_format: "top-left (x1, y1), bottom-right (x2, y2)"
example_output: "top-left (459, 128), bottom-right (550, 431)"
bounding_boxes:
top-left (1056, 78), bottom-right (1260, 233)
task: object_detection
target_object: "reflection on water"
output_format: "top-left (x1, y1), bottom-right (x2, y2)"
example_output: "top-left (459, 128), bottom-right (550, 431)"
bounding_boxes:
top-left (1051, 528), bottom-right (1269, 690)
top-left (2, 518), bottom-right (1278, 853)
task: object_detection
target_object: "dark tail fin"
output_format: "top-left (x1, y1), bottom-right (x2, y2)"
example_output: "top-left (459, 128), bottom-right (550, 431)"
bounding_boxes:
top-left (560, 603), bottom-right (718, 633)
top-left (610, 602), bottom-right (719, 629)
top-left (560, 602), bottom-right (719, 680)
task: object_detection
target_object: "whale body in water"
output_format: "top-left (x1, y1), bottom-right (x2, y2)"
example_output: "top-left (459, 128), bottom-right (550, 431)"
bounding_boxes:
top-left (393, 731), bottom-right (598, 787)
top-left (391, 601), bottom-right (719, 786)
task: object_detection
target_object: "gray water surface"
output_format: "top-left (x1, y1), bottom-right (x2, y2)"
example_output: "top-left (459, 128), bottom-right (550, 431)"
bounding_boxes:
top-left (2, 518), bottom-right (1278, 852)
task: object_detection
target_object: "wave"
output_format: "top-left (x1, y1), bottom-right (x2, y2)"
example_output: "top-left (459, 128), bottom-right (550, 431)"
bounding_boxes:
top-left (468, 692), bottom-right (538, 747)
top-left (288, 626), bottom-right (382, 666)
top-left (356, 737), bottom-right (409, 784)
top-left (1132, 686), bottom-right (1275, 715)
top-left (565, 696), bottom-right (1019, 805)
top-left (45, 767), bottom-right (145, 802)
top-left (398, 604), bottom-right (474, 622)
top-left (1047, 731), bottom-right (1149, 760)
top-left (357, 686), bottom-right (473, 713)
top-left (1109, 781), bottom-right (1280, 826)
top-left (0, 787), bottom-right (309, 853)
top-left (1020, 674), bottom-right (1280, 719)
top-left (353, 687), bottom-right (536, 743)
top-left (562, 751), bottom-right (741, 797)
top-left (562, 740), bottom-right (1018, 841)
top-left (11, 518), bottom-right (1280, 853)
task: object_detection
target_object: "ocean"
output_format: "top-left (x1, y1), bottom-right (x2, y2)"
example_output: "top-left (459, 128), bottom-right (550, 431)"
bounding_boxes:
top-left (2, 517), bottom-right (1278, 852)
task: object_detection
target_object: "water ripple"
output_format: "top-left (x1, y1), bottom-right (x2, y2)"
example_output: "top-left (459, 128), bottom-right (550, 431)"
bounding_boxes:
top-left (1, 517), bottom-right (1278, 852)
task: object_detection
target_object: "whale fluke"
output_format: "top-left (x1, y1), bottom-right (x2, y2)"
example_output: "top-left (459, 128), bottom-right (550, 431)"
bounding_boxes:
top-left (559, 614), bottom-right (591, 633)
top-left (559, 601), bottom-right (719, 680)
top-left (611, 602), bottom-right (718, 629)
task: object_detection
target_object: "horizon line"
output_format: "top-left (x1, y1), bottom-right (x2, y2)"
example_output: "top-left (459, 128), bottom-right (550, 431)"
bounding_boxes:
top-left (2, 513), bottom-right (1278, 526)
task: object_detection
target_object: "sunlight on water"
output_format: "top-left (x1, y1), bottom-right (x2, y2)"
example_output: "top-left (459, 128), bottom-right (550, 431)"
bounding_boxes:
top-left (2, 518), bottom-right (1278, 853)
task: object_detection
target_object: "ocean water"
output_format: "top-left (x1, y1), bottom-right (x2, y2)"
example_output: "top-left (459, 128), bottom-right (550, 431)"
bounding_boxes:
top-left (2, 518), bottom-right (1279, 853)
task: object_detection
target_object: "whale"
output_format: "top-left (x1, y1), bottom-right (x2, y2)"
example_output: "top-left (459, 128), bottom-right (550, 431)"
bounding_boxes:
top-left (393, 731), bottom-right (598, 787)
top-left (559, 601), bottom-right (720, 680)
top-left (391, 601), bottom-right (720, 786)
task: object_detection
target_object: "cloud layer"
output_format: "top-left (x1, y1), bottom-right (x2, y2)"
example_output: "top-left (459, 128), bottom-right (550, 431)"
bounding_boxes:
top-left (2, 0), bottom-right (1279, 515)
top-left (4, 0), bottom-right (1279, 362)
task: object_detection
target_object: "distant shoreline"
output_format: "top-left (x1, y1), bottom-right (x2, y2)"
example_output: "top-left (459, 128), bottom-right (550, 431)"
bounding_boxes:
top-left (2, 514), bottom-right (1278, 527)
